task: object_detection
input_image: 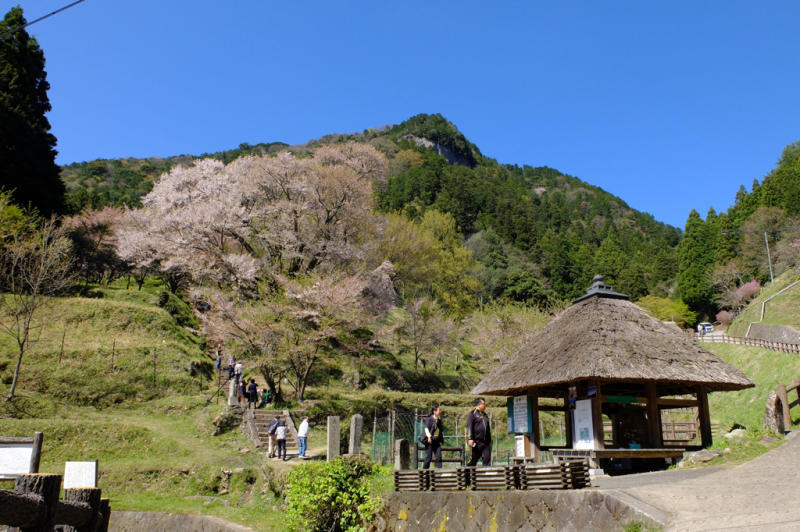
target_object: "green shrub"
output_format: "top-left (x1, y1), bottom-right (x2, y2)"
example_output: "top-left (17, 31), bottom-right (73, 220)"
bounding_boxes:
top-left (284, 455), bottom-right (383, 532)
top-left (157, 290), bottom-right (199, 328)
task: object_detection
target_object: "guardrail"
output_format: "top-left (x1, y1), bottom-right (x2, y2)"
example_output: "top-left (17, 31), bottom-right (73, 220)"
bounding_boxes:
top-left (0, 473), bottom-right (109, 531)
top-left (695, 333), bottom-right (800, 354)
top-left (776, 378), bottom-right (800, 428)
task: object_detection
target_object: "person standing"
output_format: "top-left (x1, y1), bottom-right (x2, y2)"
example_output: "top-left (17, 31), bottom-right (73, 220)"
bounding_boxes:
top-left (297, 416), bottom-right (310, 458)
top-left (467, 397), bottom-right (492, 466)
top-left (227, 355), bottom-right (235, 381)
top-left (247, 379), bottom-right (258, 409)
top-left (234, 361), bottom-right (243, 386)
top-left (275, 416), bottom-right (288, 460)
top-left (267, 417), bottom-right (279, 458)
top-left (215, 344), bottom-right (222, 372)
top-left (423, 406), bottom-right (444, 469)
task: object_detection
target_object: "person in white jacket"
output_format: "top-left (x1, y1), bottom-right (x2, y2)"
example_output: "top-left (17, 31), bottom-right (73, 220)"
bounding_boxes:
top-left (297, 416), bottom-right (310, 458)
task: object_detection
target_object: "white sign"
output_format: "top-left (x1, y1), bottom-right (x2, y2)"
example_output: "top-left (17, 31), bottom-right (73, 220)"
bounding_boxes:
top-left (0, 443), bottom-right (33, 479)
top-left (513, 395), bottom-right (529, 433)
top-left (573, 399), bottom-right (595, 450)
top-left (64, 461), bottom-right (98, 489)
top-left (515, 435), bottom-right (526, 457)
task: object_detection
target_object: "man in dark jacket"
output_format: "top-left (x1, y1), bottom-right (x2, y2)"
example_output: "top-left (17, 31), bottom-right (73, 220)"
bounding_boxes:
top-left (467, 397), bottom-right (491, 466)
top-left (423, 406), bottom-right (444, 469)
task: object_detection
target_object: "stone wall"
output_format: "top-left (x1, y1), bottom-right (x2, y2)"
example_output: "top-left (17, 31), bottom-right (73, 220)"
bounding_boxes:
top-left (374, 490), bottom-right (668, 531)
top-left (748, 323), bottom-right (800, 344)
top-left (110, 511), bottom-right (256, 532)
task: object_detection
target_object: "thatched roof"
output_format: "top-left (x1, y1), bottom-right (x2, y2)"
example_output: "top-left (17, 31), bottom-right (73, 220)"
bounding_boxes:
top-left (472, 292), bottom-right (754, 396)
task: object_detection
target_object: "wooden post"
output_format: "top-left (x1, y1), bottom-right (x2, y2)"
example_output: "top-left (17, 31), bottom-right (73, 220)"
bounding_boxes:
top-left (697, 387), bottom-right (713, 448)
top-left (64, 487), bottom-right (102, 532)
top-left (97, 498), bottom-right (111, 532)
top-left (646, 382), bottom-right (662, 448)
top-left (591, 382), bottom-right (604, 449)
top-left (30, 432), bottom-right (43, 474)
top-left (15, 473), bottom-right (62, 532)
top-left (794, 378), bottom-right (800, 415)
top-left (564, 396), bottom-right (573, 448)
top-left (526, 389), bottom-right (540, 460)
top-left (777, 384), bottom-right (791, 428)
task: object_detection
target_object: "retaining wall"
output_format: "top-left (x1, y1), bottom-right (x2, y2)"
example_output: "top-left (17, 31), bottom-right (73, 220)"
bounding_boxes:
top-left (374, 490), bottom-right (669, 531)
top-left (110, 511), bottom-right (256, 532)
top-left (748, 323), bottom-right (800, 344)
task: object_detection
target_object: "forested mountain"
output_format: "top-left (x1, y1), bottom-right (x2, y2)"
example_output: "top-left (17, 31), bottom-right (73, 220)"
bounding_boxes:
top-left (676, 140), bottom-right (800, 321)
top-left (60, 113), bottom-right (681, 302)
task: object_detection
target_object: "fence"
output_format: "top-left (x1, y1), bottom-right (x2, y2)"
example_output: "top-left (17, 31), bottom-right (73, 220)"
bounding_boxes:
top-left (0, 473), bottom-right (110, 531)
top-left (695, 333), bottom-right (800, 354)
top-left (776, 378), bottom-right (800, 428)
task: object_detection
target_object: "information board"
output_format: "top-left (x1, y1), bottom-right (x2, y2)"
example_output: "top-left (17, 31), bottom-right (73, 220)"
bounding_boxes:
top-left (573, 399), bottom-right (595, 450)
top-left (0, 443), bottom-right (34, 479)
top-left (507, 395), bottom-right (532, 434)
top-left (64, 461), bottom-right (98, 489)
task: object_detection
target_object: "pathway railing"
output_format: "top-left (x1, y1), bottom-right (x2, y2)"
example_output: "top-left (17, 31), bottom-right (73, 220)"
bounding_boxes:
top-left (0, 473), bottom-right (109, 531)
top-left (695, 333), bottom-right (800, 354)
top-left (776, 378), bottom-right (800, 428)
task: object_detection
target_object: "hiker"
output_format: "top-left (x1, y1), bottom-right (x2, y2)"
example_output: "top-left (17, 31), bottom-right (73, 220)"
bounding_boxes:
top-left (422, 405), bottom-right (444, 469)
top-left (275, 416), bottom-right (288, 460)
top-left (227, 355), bottom-right (235, 380)
top-left (467, 397), bottom-right (492, 466)
top-left (238, 379), bottom-right (247, 405)
top-left (297, 416), bottom-right (310, 458)
top-left (234, 361), bottom-right (243, 385)
top-left (267, 416), bottom-right (279, 458)
top-left (215, 344), bottom-right (222, 372)
top-left (247, 379), bottom-right (258, 409)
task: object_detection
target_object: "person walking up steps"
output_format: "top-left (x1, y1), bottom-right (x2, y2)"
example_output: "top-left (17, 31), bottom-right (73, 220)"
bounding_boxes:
top-left (267, 417), bottom-right (279, 458)
top-left (247, 379), bottom-right (257, 409)
top-left (423, 406), bottom-right (444, 469)
top-left (297, 416), bottom-right (310, 458)
top-left (275, 416), bottom-right (287, 460)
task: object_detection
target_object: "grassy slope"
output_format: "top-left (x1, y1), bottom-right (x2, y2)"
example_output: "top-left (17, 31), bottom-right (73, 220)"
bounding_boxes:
top-left (727, 271), bottom-right (800, 337)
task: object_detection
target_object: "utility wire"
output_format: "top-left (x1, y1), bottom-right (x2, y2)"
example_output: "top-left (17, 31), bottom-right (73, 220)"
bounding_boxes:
top-left (0, 0), bottom-right (86, 40)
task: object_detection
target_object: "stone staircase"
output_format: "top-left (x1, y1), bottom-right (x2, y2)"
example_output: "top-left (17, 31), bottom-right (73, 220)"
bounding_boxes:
top-left (245, 409), bottom-right (299, 453)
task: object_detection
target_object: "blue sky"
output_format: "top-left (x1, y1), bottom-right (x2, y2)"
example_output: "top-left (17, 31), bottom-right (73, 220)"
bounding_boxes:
top-left (5, 1), bottom-right (800, 228)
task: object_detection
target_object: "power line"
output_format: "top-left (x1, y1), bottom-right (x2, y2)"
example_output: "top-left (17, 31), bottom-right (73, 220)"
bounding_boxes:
top-left (0, 0), bottom-right (86, 41)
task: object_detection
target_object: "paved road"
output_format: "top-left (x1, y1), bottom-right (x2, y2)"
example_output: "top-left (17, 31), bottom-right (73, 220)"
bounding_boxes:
top-left (598, 432), bottom-right (800, 531)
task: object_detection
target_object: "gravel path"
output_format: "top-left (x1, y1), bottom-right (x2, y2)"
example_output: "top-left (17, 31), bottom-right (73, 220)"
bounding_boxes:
top-left (603, 432), bottom-right (800, 530)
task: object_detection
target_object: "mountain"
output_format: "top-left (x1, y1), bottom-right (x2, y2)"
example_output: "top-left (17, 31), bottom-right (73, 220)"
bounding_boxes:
top-left (60, 113), bottom-right (681, 301)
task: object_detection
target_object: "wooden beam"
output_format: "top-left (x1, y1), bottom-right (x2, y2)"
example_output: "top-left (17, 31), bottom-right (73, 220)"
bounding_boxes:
top-left (591, 381), bottom-right (604, 450)
top-left (658, 398), bottom-right (699, 408)
top-left (697, 387), bottom-right (713, 448)
top-left (646, 382), bottom-right (662, 448)
top-left (564, 396), bottom-right (573, 449)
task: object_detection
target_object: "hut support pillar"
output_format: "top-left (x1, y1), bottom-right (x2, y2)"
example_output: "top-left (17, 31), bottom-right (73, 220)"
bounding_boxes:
top-left (697, 387), bottom-right (713, 448)
top-left (646, 382), bottom-right (662, 448)
top-left (526, 389), bottom-right (540, 460)
top-left (564, 396), bottom-right (573, 448)
top-left (591, 381), bottom-right (604, 450)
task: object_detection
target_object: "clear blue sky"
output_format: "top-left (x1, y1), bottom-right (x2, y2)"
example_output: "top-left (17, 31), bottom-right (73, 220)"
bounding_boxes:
top-left (6, 1), bottom-right (800, 228)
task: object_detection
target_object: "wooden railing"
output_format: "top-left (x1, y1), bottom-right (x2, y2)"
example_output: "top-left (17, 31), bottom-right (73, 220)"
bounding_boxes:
top-left (0, 473), bottom-right (109, 531)
top-left (777, 378), bottom-right (800, 428)
top-left (695, 333), bottom-right (800, 354)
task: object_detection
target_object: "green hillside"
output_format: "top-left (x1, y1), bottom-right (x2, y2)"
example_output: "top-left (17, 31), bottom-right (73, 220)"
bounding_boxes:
top-left (727, 271), bottom-right (800, 337)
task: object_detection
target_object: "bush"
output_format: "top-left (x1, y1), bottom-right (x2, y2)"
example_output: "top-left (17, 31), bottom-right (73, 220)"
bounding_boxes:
top-left (716, 310), bottom-right (734, 326)
top-left (284, 455), bottom-right (383, 532)
top-left (157, 290), bottom-right (199, 328)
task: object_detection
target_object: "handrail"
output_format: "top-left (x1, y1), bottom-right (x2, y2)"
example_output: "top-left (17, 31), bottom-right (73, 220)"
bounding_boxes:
top-left (695, 333), bottom-right (800, 354)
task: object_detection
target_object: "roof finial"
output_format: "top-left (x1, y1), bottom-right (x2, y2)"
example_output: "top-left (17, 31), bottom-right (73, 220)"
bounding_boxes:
top-left (573, 274), bottom-right (629, 303)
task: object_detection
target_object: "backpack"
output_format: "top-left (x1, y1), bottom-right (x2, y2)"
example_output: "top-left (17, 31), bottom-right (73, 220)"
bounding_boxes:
top-left (268, 420), bottom-right (279, 435)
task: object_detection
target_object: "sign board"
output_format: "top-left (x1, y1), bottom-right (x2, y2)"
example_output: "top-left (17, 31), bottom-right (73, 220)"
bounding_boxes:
top-left (506, 395), bottom-right (533, 434)
top-left (573, 399), bottom-right (595, 450)
top-left (0, 443), bottom-right (35, 480)
top-left (64, 461), bottom-right (98, 489)
top-left (515, 435), bottom-right (526, 458)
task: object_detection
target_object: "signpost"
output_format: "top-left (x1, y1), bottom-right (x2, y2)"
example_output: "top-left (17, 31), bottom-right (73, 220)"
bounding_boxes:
top-left (573, 399), bottom-right (595, 450)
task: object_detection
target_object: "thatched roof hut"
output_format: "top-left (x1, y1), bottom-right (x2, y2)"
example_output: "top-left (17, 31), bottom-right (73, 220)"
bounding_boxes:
top-left (471, 276), bottom-right (754, 460)
top-left (472, 292), bottom-right (753, 397)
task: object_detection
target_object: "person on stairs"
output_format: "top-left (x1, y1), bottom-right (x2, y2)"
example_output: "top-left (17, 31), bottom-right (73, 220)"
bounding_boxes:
top-left (267, 417), bottom-right (279, 458)
top-left (275, 416), bottom-right (288, 460)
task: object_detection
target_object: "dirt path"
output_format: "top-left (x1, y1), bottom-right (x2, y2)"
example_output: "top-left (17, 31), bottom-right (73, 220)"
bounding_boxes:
top-left (599, 431), bottom-right (800, 530)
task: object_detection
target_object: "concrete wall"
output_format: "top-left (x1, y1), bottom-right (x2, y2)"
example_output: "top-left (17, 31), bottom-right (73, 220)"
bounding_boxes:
top-left (375, 490), bottom-right (668, 531)
top-left (110, 511), bottom-right (256, 532)
top-left (748, 323), bottom-right (800, 344)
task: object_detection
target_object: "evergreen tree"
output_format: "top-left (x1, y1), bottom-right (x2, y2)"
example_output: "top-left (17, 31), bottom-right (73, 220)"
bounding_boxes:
top-left (677, 210), bottom-right (716, 316)
top-left (0, 7), bottom-right (64, 216)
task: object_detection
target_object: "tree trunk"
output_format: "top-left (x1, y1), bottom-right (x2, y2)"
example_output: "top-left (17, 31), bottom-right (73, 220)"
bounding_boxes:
top-left (7, 342), bottom-right (25, 401)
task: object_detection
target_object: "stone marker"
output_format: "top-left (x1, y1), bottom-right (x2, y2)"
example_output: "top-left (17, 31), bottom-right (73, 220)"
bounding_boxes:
top-left (395, 439), bottom-right (410, 470)
top-left (763, 390), bottom-right (785, 434)
top-left (228, 379), bottom-right (238, 407)
top-left (349, 414), bottom-right (364, 455)
top-left (327, 416), bottom-right (340, 461)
